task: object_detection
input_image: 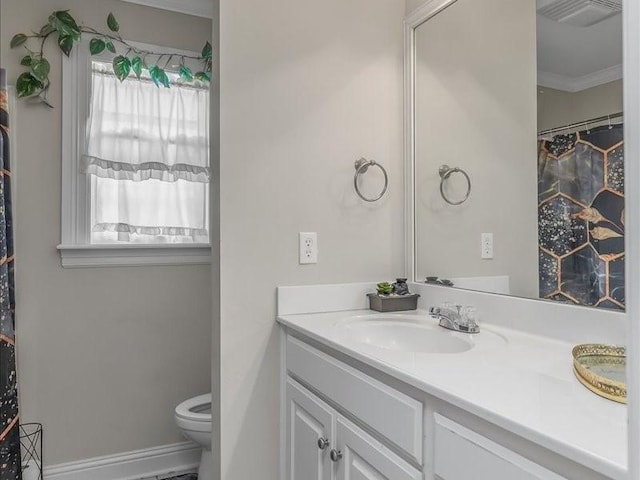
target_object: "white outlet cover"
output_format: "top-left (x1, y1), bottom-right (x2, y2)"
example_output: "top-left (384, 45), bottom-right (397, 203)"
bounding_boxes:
top-left (299, 232), bottom-right (318, 264)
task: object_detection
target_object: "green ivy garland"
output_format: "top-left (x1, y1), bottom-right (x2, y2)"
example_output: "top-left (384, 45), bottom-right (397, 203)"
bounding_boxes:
top-left (10, 10), bottom-right (212, 107)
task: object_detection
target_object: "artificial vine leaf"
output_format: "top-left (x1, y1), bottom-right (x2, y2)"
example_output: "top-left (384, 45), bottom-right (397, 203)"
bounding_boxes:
top-left (10, 34), bottom-right (28, 48)
top-left (161, 72), bottom-right (171, 87)
top-left (11, 8), bottom-right (213, 107)
top-left (55, 10), bottom-right (80, 30)
top-left (113, 56), bottom-right (131, 82)
top-left (49, 11), bottom-right (81, 39)
top-left (179, 65), bottom-right (193, 82)
top-left (149, 65), bottom-right (170, 88)
top-left (149, 65), bottom-right (161, 86)
top-left (47, 15), bottom-right (60, 34)
top-left (107, 13), bottom-right (120, 32)
top-left (89, 38), bottom-right (106, 55)
top-left (31, 58), bottom-right (51, 81)
top-left (131, 56), bottom-right (144, 78)
top-left (58, 35), bottom-right (74, 57)
top-left (202, 41), bottom-right (212, 59)
top-left (16, 72), bottom-right (43, 98)
top-left (39, 24), bottom-right (56, 36)
top-left (195, 71), bottom-right (211, 82)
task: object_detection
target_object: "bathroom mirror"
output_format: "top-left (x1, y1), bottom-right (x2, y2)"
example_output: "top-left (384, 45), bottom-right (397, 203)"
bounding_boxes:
top-left (408, 0), bottom-right (624, 310)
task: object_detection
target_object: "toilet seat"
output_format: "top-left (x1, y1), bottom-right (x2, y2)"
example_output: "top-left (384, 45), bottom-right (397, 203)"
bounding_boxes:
top-left (175, 393), bottom-right (212, 433)
top-left (174, 393), bottom-right (213, 480)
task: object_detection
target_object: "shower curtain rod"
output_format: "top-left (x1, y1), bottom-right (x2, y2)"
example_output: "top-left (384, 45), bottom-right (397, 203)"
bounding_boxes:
top-left (538, 111), bottom-right (623, 137)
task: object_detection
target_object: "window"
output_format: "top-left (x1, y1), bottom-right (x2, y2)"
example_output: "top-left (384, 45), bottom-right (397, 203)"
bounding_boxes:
top-left (59, 40), bottom-right (211, 267)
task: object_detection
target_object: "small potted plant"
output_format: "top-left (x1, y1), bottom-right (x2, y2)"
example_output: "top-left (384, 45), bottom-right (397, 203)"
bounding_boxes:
top-left (367, 278), bottom-right (420, 312)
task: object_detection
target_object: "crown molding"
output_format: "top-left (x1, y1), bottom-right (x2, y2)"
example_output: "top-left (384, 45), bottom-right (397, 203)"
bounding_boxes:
top-left (538, 64), bottom-right (623, 92)
top-left (120, 0), bottom-right (214, 19)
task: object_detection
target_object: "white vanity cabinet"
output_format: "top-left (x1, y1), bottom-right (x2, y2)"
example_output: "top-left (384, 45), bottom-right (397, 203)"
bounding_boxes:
top-left (281, 331), bottom-right (606, 480)
top-left (286, 377), bottom-right (421, 480)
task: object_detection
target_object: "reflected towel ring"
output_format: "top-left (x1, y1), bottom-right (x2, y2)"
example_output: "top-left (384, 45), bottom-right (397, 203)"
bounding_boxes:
top-left (354, 158), bottom-right (388, 202)
top-left (439, 165), bottom-right (471, 206)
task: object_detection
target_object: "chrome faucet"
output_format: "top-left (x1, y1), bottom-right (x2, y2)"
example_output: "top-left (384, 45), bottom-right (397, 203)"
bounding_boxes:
top-left (429, 305), bottom-right (480, 334)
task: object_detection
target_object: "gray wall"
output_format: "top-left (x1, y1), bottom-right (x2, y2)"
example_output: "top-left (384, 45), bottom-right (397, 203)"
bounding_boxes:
top-left (538, 80), bottom-right (623, 131)
top-left (413, 0), bottom-right (539, 298)
top-left (0, 0), bottom-right (212, 465)
top-left (218, 0), bottom-right (405, 477)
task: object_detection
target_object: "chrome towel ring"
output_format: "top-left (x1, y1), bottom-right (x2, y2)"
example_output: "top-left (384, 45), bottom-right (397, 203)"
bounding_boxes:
top-left (439, 164), bottom-right (471, 205)
top-left (354, 158), bottom-right (388, 202)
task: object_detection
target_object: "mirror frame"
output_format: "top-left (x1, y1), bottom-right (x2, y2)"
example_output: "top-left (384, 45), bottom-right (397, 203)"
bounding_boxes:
top-left (403, 0), bottom-right (460, 283)
top-left (403, 1), bottom-right (640, 477)
top-left (625, 1), bottom-right (640, 477)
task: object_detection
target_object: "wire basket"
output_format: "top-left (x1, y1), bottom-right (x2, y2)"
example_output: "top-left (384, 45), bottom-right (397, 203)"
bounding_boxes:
top-left (20, 423), bottom-right (43, 480)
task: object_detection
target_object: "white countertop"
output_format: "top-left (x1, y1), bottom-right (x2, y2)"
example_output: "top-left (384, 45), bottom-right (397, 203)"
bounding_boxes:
top-left (277, 309), bottom-right (627, 480)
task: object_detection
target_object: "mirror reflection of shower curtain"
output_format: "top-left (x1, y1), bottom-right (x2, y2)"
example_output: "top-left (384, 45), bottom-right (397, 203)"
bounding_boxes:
top-left (537, 124), bottom-right (624, 310)
top-left (0, 68), bottom-right (21, 479)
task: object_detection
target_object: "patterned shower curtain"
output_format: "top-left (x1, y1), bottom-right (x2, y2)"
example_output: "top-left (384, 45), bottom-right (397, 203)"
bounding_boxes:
top-left (0, 69), bottom-right (20, 480)
top-left (538, 124), bottom-right (624, 310)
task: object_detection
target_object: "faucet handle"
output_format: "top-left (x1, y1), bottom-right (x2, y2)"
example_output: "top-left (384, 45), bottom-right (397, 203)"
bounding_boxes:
top-left (461, 306), bottom-right (479, 327)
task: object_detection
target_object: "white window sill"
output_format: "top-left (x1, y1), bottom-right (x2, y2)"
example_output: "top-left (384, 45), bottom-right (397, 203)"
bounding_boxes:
top-left (57, 243), bottom-right (211, 268)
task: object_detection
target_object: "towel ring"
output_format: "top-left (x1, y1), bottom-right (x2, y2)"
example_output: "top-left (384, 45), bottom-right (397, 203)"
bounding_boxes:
top-left (439, 165), bottom-right (471, 205)
top-left (354, 158), bottom-right (388, 202)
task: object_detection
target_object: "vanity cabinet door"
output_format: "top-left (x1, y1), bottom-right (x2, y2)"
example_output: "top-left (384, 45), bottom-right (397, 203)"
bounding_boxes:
top-left (286, 378), bottom-right (334, 480)
top-left (335, 417), bottom-right (422, 480)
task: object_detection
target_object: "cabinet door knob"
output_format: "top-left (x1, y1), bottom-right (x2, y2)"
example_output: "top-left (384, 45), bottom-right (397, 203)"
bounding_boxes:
top-left (317, 437), bottom-right (330, 450)
top-left (329, 449), bottom-right (343, 462)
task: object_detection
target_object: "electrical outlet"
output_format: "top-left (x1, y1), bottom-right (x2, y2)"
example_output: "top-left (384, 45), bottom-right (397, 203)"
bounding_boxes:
top-left (299, 232), bottom-right (318, 264)
top-left (481, 233), bottom-right (493, 259)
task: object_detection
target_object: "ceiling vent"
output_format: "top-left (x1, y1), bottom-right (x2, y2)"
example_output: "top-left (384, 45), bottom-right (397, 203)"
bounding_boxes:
top-left (537, 0), bottom-right (622, 27)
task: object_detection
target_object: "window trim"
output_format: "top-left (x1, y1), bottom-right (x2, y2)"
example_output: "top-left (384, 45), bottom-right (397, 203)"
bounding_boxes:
top-left (57, 243), bottom-right (211, 268)
top-left (59, 39), bottom-right (211, 268)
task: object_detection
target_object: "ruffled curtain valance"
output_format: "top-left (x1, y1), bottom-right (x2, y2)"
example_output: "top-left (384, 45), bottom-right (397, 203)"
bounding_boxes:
top-left (83, 62), bottom-right (210, 183)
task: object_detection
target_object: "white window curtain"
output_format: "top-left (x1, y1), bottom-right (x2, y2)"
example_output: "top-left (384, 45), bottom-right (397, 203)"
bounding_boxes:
top-left (83, 62), bottom-right (210, 244)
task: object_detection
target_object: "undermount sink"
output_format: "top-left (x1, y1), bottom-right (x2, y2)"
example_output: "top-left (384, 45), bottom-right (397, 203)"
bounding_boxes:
top-left (339, 321), bottom-right (471, 353)
top-left (333, 314), bottom-right (506, 354)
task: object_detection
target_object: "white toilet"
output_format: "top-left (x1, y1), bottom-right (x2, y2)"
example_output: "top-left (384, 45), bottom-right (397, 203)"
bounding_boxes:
top-left (174, 393), bottom-right (212, 480)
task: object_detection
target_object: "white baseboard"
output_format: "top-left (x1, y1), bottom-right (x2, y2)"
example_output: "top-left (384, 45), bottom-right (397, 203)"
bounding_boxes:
top-left (44, 442), bottom-right (200, 480)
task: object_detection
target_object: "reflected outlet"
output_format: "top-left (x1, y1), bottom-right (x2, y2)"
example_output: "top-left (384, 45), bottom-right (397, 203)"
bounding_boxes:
top-left (481, 233), bottom-right (493, 259)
